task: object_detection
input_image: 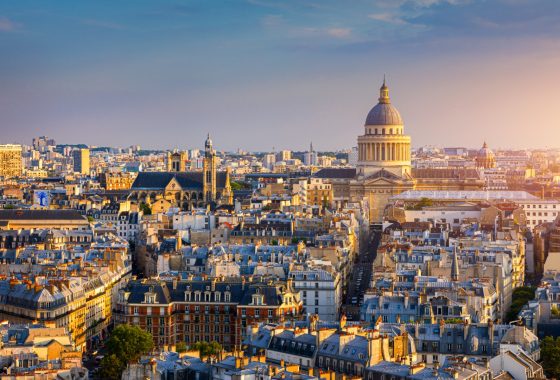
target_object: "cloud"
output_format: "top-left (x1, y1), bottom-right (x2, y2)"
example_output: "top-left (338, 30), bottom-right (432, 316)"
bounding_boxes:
top-left (368, 12), bottom-right (408, 25)
top-left (0, 16), bottom-right (20, 32)
top-left (326, 27), bottom-right (351, 38)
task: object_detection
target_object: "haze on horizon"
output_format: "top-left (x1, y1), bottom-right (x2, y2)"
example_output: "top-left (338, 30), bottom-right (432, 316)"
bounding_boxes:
top-left (0, 0), bottom-right (559, 152)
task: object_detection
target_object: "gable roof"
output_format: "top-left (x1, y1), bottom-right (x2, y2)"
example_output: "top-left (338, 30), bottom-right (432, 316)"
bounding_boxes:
top-left (0, 210), bottom-right (86, 222)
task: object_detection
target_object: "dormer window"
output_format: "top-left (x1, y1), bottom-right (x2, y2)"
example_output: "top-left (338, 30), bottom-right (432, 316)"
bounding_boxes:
top-left (205, 292), bottom-right (211, 302)
top-left (194, 292), bottom-right (201, 302)
top-left (252, 293), bottom-right (264, 306)
top-left (185, 292), bottom-right (191, 302)
top-left (224, 292), bottom-right (231, 302)
top-left (215, 292), bottom-right (221, 302)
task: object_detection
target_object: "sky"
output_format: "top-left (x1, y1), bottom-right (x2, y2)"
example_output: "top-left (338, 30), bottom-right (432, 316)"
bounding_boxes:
top-left (0, 0), bottom-right (559, 151)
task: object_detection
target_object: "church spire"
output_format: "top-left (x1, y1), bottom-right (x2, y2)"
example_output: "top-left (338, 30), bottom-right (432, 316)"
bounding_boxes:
top-left (378, 77), bottom-right (390, 104)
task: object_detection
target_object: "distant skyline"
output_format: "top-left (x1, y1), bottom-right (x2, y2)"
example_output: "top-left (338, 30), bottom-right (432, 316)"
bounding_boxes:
top-left (1, 0), bottom-right (559, 151)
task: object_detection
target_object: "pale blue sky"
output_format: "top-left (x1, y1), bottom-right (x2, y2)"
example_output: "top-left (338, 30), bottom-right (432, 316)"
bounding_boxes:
top-left (0, 0), bottom-right (559, 151)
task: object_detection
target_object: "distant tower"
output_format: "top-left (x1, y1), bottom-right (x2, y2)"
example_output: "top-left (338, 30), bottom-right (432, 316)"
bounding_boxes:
top-left (167, 150), bottom-right (188, 172)
top-left (220, 167), bottom-right (234, 205)
top-left (72, 148), bottom-right (90, 175)
top-left (305, 142), bottom-right (317, 166)
top-left (203, 134), bottom-right (217, 203)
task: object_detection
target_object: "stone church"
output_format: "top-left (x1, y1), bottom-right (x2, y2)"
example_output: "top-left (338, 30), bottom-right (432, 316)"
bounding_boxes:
top-left (315, 80), bottom-right (483, 222)
top-left (129, 135), bottom-right (233, 210)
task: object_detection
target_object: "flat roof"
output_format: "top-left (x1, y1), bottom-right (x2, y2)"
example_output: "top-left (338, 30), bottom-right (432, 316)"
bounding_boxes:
top-left (391, 190), bottom-right (540, 201)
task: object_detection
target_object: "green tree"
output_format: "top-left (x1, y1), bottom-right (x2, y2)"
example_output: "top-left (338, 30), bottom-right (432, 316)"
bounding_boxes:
top-left (230, 181), bottom-right (248, 191)
top-left (87, 216), bottom-right (94, 223)
top-left (541, 336), bottom-right (560, 379)
top-left (99, 354), bottom-right (124, 380)
top-left (414, 197), bottom-right (433, 210)
top-left (100, 324), bottom-right (154, 379)
top-left (176, 341), bottom-right (187, 353)
top-left (506, 286), bottom-right (536, 322)
top-left (191, 341), bottom-right (222, 361)
top-left (139, 203), bottom-right (152, 215)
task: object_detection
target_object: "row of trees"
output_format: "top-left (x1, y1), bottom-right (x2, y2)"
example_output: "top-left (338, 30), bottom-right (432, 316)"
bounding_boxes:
top-left (506, 286), bottom-right (535, 322)
top-left (99, 325), bottom-right (222, 379)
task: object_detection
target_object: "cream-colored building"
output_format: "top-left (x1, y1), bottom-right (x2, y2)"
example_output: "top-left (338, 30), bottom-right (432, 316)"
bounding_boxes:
top-left (0, 144), bottom-right (22, 178)
top-left (315, 80), bottom-right (484, 222)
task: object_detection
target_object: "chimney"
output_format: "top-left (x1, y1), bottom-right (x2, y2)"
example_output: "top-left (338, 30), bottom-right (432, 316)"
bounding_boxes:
top-left (404, 292), bottom-right (409, 309)
top-left (286, 277), bottom-right (293, 291)
top-left (172, 277), bottom-right (178, 290)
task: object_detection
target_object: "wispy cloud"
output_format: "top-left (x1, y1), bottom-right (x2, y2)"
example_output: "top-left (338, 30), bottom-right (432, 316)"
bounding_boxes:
top-left (368, 12), bottom-right (408, 25)
top-left (326, 27), bottom-right (351, 38)
top-left (0, 16), bottom-right (20, 32)
top-left (82, 19), bottom-right (125, 30)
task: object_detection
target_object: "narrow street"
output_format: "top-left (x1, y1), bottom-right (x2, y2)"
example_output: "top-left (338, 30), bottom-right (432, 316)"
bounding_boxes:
top-left (342, 229), bottom-right (381, 321)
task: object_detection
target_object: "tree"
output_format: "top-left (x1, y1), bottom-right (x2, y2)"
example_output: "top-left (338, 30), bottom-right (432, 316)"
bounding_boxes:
top-left (87, 216), bottom-right (94, 223)
top-left (191, 341), bottom-right (222, 361)
top-left (541, 336), bottom-right (560, 379)
top-left (176, 341), bottom-right (187, 353)
top-left (230, 181), bottom-right (248, 191)
top-left (100, 324), bottom-right (154, 379)
top-left (139, 203), bottom-right (152, 215)
top-left (506, 286), bottom-right (536, 322)
top-left (99, 354), bottom-right (123, 380)
top-left (414, 197), bottom-right (433, 210)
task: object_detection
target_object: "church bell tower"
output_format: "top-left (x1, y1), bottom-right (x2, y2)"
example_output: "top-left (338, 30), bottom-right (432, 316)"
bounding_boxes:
top-left (203, 134), bottom-right (217, 203)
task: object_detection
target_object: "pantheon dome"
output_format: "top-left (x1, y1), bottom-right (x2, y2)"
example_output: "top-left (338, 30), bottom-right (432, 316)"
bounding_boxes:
top-left (365, 80), bottom-right (403, 126)
top-left (357, 79), bottom-right (411, 178)
top-left (475, 142), bottom-right (496, 169)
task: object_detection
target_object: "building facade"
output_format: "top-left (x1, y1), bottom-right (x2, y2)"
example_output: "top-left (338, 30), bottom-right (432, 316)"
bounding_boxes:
top-left (116, 278), bottom-right (303, 351)
top-left (0, 144), bottom-right (22, 178)
top-left (72, 148), bottom-right (90, 175)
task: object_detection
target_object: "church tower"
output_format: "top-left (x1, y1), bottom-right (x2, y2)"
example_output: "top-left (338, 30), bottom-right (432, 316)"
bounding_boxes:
top-left (357, 79), bottom-right (411, 178)
top-left (203, 134), bottom-right (217, 203)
